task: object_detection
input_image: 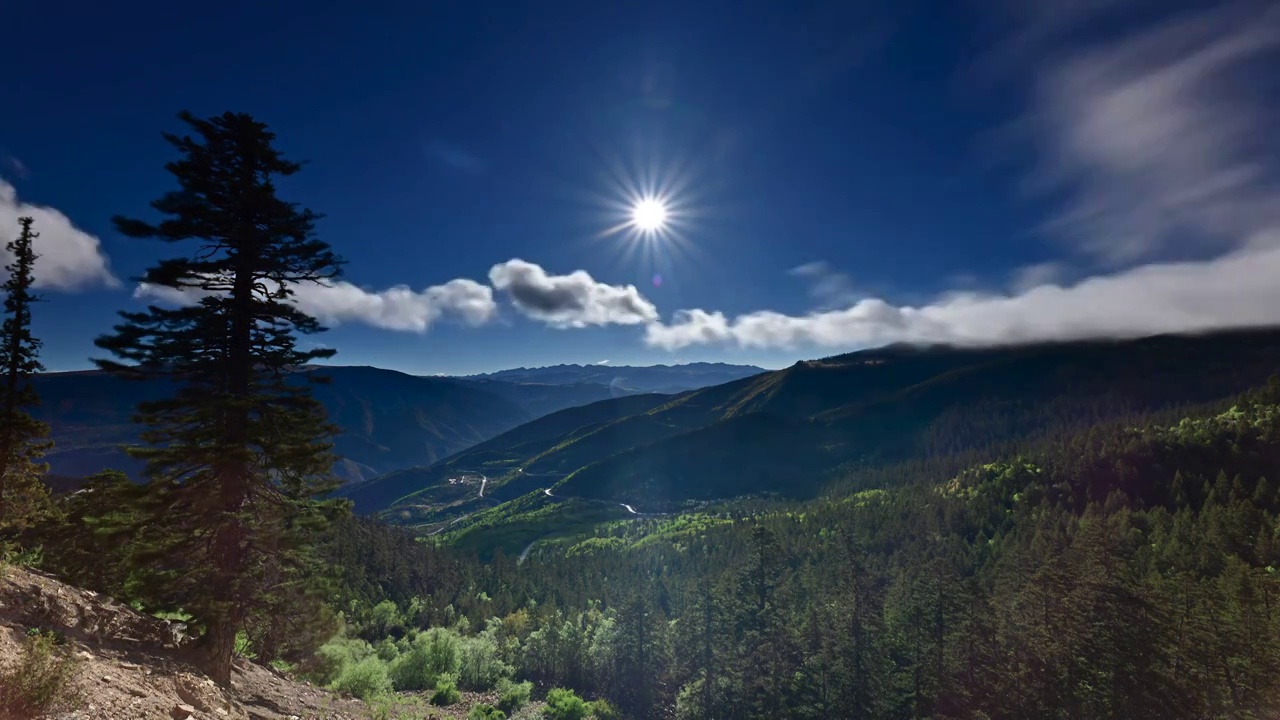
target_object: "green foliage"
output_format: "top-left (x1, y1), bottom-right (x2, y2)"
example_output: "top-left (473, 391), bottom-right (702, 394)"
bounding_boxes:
top-left (330, 655), bottom-right (391, 700)
top-left (429, 673), bottom-right (461, 706)
top-left (542, 688), bottom-right (588, 720)
top-left (587, 699), bottom-right (619, 720)
top-left (92, 110), bottom-right (345, 684)
top-left (496, 679), bottom-right (533, 714)
top-left (469, 704), bottom-right (507, 720)
top-left (457, 630), bottom-right (512, 691)
top-left (389, 628), bottom-right (462, 691)
top-left (0, 632), bottom-right (82, 719)
top-left (0, 215), bottom-right (52, 537)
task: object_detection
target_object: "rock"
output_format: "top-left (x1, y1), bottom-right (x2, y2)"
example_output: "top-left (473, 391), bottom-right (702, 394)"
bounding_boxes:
top-left (172, 703), bottom-right (196, 720)
top-left (175, 677), bottom-right (213, 712)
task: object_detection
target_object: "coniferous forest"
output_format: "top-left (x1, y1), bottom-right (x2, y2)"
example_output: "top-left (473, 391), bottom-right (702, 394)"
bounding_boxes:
top-left (4, 111), bottom-right (1280, 719)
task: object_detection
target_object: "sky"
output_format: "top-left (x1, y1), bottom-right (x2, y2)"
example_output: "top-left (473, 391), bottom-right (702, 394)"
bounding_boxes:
top-left (2, 0), bottom-right (1279, 375)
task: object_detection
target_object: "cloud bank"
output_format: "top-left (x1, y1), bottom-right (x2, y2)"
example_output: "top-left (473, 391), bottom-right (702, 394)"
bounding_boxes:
top-left (137, 278), bottom-right (497, 333)
top-left (0, 181), bottom-right (117, 290)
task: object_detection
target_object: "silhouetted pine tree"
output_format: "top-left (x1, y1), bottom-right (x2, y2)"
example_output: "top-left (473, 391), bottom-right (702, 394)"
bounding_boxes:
top-left (0, 216), bottom-right (51, 534)
top-left (95, 111), bottom-right (344, 684)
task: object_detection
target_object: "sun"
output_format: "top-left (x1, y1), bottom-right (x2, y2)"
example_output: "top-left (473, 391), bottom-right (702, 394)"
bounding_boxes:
top-left (631, 197), bottom-right (669, 233)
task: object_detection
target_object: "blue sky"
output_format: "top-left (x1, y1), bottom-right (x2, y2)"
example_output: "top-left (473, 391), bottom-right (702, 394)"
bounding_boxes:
top-left (2, 0), bottom-right (1279, 375)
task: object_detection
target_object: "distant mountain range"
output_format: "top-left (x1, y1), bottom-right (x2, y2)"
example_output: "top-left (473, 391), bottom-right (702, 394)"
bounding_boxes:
top-left (34, 362), bottom-right (762, 486)
top-left (343, 329), bottom-right (1280, 518)
top-left (462, 362), bottom-right (766, 394)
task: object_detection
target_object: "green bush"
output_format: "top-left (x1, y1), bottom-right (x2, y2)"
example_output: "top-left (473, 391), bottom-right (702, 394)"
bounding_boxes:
top-left (469, 703), bottom-right (507, 720)
top-left (457, 633), bottom-right (512, 690)
top-left (0, 632), bottom-right (82, 720)
top-left (309, 636), bottom-right (376, 686)
top-left (430, 673), bottom-right (462, 706)
top-left (390, 628), bottom-right (460, 691)
top-left (496, 678), bottom-right (533, 714)
top-left (330, 656), bottom-right (391, 700)
top-left (543, 688), bottom-right (588, 720)
top-left (588, 698), bottom-right (620, 720)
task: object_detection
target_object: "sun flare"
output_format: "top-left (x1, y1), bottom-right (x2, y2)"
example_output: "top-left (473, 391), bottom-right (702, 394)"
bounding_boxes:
top-left (631, 197), bottom-right (669, 233)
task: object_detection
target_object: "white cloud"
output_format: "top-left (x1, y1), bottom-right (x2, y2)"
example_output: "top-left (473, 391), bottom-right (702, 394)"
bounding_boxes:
top-left (489, 259), bottom-right (659, 328)
top-left (0, 180), bottom-right (117, 290)
top-left (644, 238), bottom-right (1280, 351)
top-left (137, 277), bottom-right (497, 333)
top-left (291, 279), bottom-right (495, 331)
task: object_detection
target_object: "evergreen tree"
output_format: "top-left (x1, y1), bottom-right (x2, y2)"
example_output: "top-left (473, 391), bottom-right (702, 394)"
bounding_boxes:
top-left (94, 111), bottom-right (344, 684)
top-left (0, 216), bottom-right (50, 534)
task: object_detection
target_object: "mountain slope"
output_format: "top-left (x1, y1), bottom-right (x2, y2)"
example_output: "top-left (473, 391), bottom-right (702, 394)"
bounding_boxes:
top-left (463, 362), bottom-right (766, 394)
top-left (362, 329), bottom-right (1280, 519)
top-left (34, 366), bottom-right (537, 484)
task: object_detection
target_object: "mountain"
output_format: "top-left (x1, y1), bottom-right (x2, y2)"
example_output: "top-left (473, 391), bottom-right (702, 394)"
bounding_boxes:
top-left (462, 362), bottom-right (766, 394)
top-left (354, 329), bottom-right (1280, 517)
top-left (32, 366), bottom-right (614, 485)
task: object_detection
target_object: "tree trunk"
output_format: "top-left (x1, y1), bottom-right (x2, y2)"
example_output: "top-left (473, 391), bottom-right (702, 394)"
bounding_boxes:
top-left (200, 610), bottom-right (239, 686)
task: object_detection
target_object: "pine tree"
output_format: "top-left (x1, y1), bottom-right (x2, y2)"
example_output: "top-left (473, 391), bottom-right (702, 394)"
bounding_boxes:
top-left (94, 111), bottom-right (344, 684)
top-left (0, 216), bottom-right (51, 534)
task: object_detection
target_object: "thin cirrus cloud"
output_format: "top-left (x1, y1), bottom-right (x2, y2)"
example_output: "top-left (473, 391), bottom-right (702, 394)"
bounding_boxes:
top-left (0, 180), bottom-right (118, 290)
top-left (642, 1), bottom-right (1280, 351)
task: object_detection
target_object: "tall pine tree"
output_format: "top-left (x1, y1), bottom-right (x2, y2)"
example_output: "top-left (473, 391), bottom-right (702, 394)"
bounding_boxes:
top-left (95, 111), bottom-right (344, 684)
top-left (0, 216), bottom-right (51, 535)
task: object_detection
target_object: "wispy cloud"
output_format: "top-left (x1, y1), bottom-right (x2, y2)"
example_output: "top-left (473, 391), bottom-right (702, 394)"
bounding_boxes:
top-left (0, 180), bottom-right (117, 290)
top-left (3, 156), bottom-right (28, 180)
top-left (1024, 1), bottom-right (1280, 264)
top-left (642, 1), bottom-right (1280, 352)
top-left (789, 261), bottom-right (861, 309)
top-left (426, 141), bottom-right (488, 176)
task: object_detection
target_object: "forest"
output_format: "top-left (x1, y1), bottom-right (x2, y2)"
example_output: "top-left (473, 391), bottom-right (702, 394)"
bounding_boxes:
top-left (3, 111), bottom-right (1280, 719)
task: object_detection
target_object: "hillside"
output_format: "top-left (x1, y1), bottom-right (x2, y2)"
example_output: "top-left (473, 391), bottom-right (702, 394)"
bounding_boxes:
top-left (361, 329), bottom-right (1280, 523)
top-left (462, 362), bottom-right (766, 394)
top-left (33, 367), bottom-right (547, 485)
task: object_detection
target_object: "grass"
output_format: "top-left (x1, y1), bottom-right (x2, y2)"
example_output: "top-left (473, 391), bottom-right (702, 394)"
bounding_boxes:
top-left (0, 632), bottom-right (83, 720)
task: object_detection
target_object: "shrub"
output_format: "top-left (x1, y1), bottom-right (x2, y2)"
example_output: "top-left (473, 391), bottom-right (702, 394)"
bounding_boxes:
top-left (588, 699), bottom-right (620, 720)
top-left (496, 678), bottom-right (533, 714)
top-left (390, 628), bottom-right (460, 691)
top-left (330, 656), bottom-right (391, 700)
top-left (0, 633), bottom-right (83, 720)
top-left (308, 636), bottom-right (375, 686)
top-left (470, 703), bottom-right (507, 720)
top-left (430, 673), bottom-right (462, 706)
top-left (542, 688), bottom-right (588, 720)
top-left (457, 633), bottom-right (512, 691)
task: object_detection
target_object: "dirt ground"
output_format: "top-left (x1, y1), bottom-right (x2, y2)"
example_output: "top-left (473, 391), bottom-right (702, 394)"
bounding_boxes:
top-left (0, 564), bottom-right (530, 720)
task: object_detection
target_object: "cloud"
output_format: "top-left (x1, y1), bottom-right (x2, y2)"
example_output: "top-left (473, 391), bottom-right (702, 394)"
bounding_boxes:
top-left (1009, 261), bottom-right (1068, 293)
top-left (1023, 2), bottom-right (1280, 264)
top-left (290, 279), bottom-right (496, 331)
top-left (137, 278), bottom-right (497, 333)
top-left (426, 142), bottom-right (488, 176)
top-left (3, 157), bottom-right (28, 180)
top-left (0, 180), bottom-right (117, 290)
top-left (489, 259), bottom-right (659, 328)
top-left (789, 261), bottom-right (860, 309)
top-left (596, 359), bottom-right (610, 365)
top-left (644, 237), bottom-right (1280, 351)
